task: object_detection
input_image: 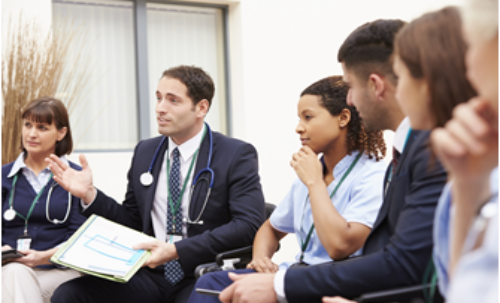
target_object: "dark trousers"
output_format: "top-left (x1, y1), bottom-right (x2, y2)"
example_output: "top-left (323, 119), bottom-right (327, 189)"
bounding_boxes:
top-left (186, 269), bottom-right (256, 303)
top-left (51, 267), bottom-right (196, 303)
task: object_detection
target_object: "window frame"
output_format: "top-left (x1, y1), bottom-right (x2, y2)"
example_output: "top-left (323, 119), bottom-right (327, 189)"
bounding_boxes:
top-left (134, 0), bottom-right (232, 141)
top-left (63, 0), bottom-right (232, 152)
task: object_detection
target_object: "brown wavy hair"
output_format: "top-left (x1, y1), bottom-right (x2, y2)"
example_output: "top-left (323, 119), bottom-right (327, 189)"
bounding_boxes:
top-left (301, 76), bottom-right (386, 160)
top-left (395, 7), bottom-right (476, 127)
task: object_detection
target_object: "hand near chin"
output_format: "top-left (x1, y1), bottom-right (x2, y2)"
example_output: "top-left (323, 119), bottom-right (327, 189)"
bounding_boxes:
top-left (290, 146), bottom-right (323, 188)
top-left (431, 98), bottom-right (498, 183)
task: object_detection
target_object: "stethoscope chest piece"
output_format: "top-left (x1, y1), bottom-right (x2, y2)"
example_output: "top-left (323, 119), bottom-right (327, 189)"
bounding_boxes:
top-left (140, 172), bottom-right (154, 186)
top-left (4, 208), bottom-right (16, 221)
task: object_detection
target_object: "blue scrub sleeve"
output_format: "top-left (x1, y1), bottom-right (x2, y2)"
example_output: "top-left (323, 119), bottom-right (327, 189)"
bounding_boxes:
top-left (270, 182), bottom-right (299, 234)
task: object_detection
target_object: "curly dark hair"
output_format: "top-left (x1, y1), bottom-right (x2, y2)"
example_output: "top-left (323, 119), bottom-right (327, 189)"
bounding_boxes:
top-left (301, 76), bottom-right (386, 160)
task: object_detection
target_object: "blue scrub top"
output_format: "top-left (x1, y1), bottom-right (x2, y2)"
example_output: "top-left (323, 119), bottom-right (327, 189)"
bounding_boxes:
top-left (270, 151), bottom-right (387, 269)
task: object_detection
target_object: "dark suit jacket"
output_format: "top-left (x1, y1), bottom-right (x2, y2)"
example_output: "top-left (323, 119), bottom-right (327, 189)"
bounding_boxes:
top-left (81, 131), bottom-right (266, 277)
top-left (284, 130), bottom-right (447, 302)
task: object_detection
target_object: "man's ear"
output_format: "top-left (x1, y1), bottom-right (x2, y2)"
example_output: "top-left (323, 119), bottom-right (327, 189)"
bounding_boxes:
top-left (368, 74), bottom-right (386, 101)
top-left (196, 99), bottom-right (209, 118)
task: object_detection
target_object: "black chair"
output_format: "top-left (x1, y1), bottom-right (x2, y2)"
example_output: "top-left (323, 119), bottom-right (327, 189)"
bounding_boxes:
top-left (194, 203), bottom-right (277, 279)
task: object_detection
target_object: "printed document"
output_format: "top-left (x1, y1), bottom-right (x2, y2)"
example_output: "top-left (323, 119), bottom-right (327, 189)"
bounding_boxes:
top-left (51, 215), bottom-right (153, 282)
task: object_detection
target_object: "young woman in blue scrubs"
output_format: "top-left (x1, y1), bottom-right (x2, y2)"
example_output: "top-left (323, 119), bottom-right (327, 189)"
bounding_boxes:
top-left (188, 76), bottom-right (387, 303)
top-left (2, 97), bottom-right (86, 303)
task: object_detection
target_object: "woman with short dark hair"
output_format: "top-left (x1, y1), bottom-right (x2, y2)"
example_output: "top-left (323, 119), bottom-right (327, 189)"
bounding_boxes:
top-left (2, 97), bottom-right (86, 303)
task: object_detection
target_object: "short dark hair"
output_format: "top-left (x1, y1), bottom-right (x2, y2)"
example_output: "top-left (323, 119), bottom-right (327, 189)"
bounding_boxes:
top-left (395, 7), bottom-right (476, 128)
top-left (21, 96), bottom-right (73, 156)
top-left (301, 76), bottom-right (386, 160)
top-left (338, 19), bottom-right (406, 84)
top-left (162, 65), bottom-right (215, 110)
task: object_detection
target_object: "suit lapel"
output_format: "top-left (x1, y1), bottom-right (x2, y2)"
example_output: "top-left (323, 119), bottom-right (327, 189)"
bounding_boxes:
top-left (392, 130), bottom-right (417, 177)
top-left (143, 137), bottom-right (169, 229)
top-left (370, 131), bottom-right (418, 232)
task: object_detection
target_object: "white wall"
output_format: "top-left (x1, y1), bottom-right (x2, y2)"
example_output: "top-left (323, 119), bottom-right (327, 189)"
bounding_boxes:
top-left (2, 0), bottom-right (52, 53)
top-left (226, 0), bottom-right (465, 264)
top-left (3, 0), bottom-right (464, 265)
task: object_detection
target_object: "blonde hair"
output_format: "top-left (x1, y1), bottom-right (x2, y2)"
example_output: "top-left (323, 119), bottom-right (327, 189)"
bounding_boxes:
top-left (461, 0), bottom-right (498, 42)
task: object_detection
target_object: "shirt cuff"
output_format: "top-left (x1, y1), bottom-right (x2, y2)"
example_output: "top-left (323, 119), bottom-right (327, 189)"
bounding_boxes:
top-left (80, 190), bottom-right (97, 210)
top-left (274, 269), bottom-right (288, 303)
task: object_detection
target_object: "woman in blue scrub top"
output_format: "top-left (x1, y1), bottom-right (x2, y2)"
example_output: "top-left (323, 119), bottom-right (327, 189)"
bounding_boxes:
top-left (188, 76), bottom-right (387, 303)
top-left (2, 97), bottom-right (86, 303)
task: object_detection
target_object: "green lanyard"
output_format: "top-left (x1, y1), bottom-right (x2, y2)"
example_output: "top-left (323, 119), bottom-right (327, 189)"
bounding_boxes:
top-left (166, 127), bottom-right (207, 233)
top-left (299, 152), bottom-right (362, 262)
top-left (9, 172), bottom-right (54, 236)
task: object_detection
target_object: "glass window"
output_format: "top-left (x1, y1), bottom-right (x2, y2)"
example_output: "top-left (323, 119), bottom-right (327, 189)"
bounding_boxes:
top-left (146, 3), bottom-right (227, 136)
top-left (53, 0), bottom-right (138, 150)
top-left (52, 0), bottom-right (228, 150)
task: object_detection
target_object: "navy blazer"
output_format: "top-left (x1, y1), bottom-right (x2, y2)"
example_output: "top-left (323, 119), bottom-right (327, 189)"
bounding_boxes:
top-left (2, 161), bottom-right (86, 258)
top-left (82, 130), bottom-right (266, 277)
top-left (284, 130), bottom-right (448, 302)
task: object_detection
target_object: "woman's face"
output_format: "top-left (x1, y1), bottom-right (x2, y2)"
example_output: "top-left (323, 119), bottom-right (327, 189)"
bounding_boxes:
top-left (465, 32), bottom-right (498, 108)
top-left (295, 94), bottom-right (345, 154)
top-left (393, 55), bottom-right (434, 130)
top-left (22, 118), bottom-right (67, 157)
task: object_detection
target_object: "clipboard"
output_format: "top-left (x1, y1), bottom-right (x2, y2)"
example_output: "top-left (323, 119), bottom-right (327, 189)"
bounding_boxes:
top-left (51, 214), bottom-right (154, 283)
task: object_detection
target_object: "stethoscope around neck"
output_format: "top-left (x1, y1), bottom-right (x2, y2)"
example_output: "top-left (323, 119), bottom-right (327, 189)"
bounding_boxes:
top-left (140, 122), bottom-right (214, 226)
top-left (4, 172), bottom-right (72, 225)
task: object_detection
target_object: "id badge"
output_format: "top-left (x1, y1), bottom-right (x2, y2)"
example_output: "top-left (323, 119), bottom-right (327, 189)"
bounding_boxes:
top-left (167, 234), bottom-right (183, 244)
top-left (17, 235), bottom-right (32, 250)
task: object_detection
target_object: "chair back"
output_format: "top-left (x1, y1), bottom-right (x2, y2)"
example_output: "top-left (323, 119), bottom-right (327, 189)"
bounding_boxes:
top-left (265, 203), bottom-right (276, 219)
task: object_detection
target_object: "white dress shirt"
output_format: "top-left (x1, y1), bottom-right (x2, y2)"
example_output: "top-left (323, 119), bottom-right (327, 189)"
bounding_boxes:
top-left (83, 125), bottom-right (206, 243)
top-left (9, 152), bottom-right (69, 193)
top-left (152, 124), bottom-right (205, 241)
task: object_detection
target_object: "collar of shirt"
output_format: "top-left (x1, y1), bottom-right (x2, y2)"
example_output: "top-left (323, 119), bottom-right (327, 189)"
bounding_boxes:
top-left (8, 152), bottom-right (69, 178)
top-left (332, 151), bottom-right (360, 181)
top-left (167, 124), bottom-right (206, 163)
top-left (393, 117), bottom-right (411, 154)
top-left (8, 153), bottom-right (69, 194)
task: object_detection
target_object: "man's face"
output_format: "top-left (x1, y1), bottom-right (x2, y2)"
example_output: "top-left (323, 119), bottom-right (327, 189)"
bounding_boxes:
top-left (342, 62), bottom-right (386, 132)
top-left (155, 77), bottom-right (201, 144)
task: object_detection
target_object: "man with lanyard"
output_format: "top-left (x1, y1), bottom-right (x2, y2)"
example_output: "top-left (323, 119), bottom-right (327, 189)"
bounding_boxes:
top-left (48, 65), bottom-right (266, 303)
top-left (217, 20), bottom-right (448, 303)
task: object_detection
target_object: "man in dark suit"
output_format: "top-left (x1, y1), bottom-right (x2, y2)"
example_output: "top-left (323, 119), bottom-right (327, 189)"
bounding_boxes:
top-left (47, 65), bottom-right (266, 303)
top-left (217, 20), bottom-right (447, 303)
